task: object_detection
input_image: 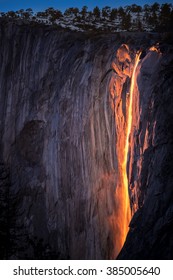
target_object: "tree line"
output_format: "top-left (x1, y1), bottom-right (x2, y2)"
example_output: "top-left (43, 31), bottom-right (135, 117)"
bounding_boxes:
top-left (0, 3), bottom-right (173, 32)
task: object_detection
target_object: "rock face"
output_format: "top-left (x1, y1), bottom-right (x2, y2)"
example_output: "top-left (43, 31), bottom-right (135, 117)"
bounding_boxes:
top-left (0, 19), bottom-right (173, 260)
top-left (118, 45), bottom-right (173, 259)
top-left (0, 20), bottom-right (121, 259)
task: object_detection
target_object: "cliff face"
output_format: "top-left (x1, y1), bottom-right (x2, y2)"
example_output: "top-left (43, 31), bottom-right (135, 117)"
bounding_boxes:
top-left (118, 46), bottom-right (173, 259)
top-left (0, 19), bottom-right (173, 260)
top-left (0, 20), bottom-right (121, 259)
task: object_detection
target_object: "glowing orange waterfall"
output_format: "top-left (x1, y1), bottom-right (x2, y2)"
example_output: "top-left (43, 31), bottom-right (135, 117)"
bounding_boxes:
top-left (113, 51), bottom-right (141, 258)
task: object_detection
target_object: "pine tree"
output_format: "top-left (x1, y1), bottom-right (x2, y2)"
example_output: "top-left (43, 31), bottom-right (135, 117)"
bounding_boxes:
top-left (110, 8), bottom-right (117, 20)
top-left (122, 13), bottom-right (131, 31)
top-left (159, 3), bottom-right (172, 31)
top-left (93, 6), bottom-right (100, 19)
top-left (81, 6), bottom-right (88, 19)
top-left (102, 6), bottom-right (111, 19)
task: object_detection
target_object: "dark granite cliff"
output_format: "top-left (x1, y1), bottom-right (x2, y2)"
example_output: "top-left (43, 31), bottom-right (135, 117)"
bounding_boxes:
top-left (0, 20), bottom-right (120, 259)
top-left (0, 19), bottom-right (173, 259)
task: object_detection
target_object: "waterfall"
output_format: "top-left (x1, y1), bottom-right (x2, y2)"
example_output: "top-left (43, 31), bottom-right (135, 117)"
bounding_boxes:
top-left (109, 46), bottom-right (141, 257)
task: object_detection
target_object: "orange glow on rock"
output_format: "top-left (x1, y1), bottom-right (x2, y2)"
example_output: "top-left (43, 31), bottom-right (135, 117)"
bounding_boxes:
top-left (110, 48), bottom-right (141, 258)
top-left (149, 45), bottom-right (161, 53)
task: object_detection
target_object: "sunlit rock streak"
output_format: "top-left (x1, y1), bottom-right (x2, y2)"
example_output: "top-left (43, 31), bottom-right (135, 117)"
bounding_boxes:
top-left (110, 46), bottom-right (141, 257)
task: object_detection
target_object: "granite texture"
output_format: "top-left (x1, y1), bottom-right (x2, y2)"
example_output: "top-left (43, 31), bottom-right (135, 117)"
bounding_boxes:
top-left (0, 19), bottom-right (173, 259)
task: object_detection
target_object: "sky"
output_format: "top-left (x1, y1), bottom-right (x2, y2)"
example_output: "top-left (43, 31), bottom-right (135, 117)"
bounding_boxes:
top-left (0, 0), bottom-right (172, 12)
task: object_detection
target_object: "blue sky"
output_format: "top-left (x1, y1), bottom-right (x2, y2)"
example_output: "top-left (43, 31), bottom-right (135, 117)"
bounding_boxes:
top-left (0, 0), bottom-right (172, 12)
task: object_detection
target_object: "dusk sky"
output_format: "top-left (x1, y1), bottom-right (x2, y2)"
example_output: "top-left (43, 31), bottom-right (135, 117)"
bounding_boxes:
top-left (0, 0), bottom-right (172, 12)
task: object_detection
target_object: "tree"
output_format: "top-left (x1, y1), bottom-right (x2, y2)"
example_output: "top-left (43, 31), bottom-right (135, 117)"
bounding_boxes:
top-left (131, 4), bottom-right (142, 13)
top-left (36, 11), bottom-right (46, 18)
top-left (22, 9), bottom-right (34, 20)
top-left (102, 6), bottom-right (111, 19)
top-left (43, 8), bottom-right (62, 23)
top-left (0, 12), bottom-right (5, 17)
top-left (44, 7), bottom-right (54, 17)
top-left (118, 7), bottom-right (125, 17)
top-left (160, 3), bottom-right (171, 19)
top-left (64, 7), bottom-right (79, 17)
top-left (72, 7), bottom-right (79, 16)
top-left (93, 6), bottom-right (100, 18)
top-left (110, 8), bottom-right (117, 20)
top-left (26, 8), bottom-right (33, 17)
top-left (87, 11), bottom-right (93, 21)
top-left (151, 2), bottom-right (160, 13)
top-left (81, 6), bottom-right (88, 19)
top-left (143, 4), bottom-right (150, 12)
top-left (52, 10), bottom-right (62, 20)
top-left (143, 4), bottom-right (150, 22)
top-left (6, 11), bottom-right (17, 18)
top-left (124, 5), bottom-right (131, 13)
top-left (17, 9), bottom-right (25, 19)
top-left (137, 19), bottom-right (143, 31)
top-left (159, 3), bottom-right (172, 31)
top-left (122, 13), bottom-right (131, 30)
top-left (64, 8), bottom-right (72, 16)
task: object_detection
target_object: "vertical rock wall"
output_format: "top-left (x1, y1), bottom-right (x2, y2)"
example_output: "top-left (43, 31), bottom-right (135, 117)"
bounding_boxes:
top-left (1, 19), bottom-right (172, 260)
top-left (118, 46), bottom-right (173, 259)
top-left (0, 21), bottom-right (122, 259)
